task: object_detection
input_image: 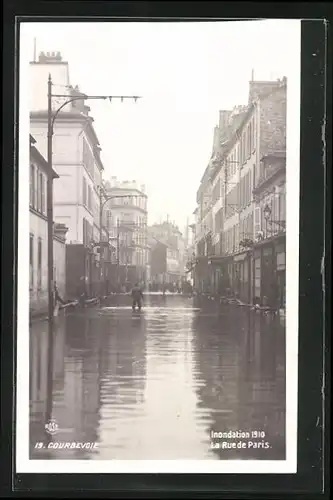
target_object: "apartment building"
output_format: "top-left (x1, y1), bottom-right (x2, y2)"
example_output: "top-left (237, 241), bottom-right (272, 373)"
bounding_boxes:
top-left (104, 177), bottom-right (149, 285)
top-left (29, 134), bottom-right (68, 316)
top-left (148, 221), bottom-right (186, 287)
top-left (192, 77), bottom-right (287, 308)
top-left (29, 51), bottom-right (108, 299)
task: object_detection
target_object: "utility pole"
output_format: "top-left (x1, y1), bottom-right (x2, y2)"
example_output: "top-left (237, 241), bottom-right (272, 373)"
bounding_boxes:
top-left (117, 219), bottom-right (120, 288)
top-left (99, 185), bottom-right (103, 298)
top-left (46, 73), bottom-right (54, 423)
top-left (43, 73), bottom-right (141, 422)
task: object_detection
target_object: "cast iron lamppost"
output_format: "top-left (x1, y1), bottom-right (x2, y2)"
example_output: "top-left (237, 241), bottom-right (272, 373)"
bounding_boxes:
top-left (46, 74), bottom-right (141, 421)
top-left (263, 203), bottom-right (286, 231)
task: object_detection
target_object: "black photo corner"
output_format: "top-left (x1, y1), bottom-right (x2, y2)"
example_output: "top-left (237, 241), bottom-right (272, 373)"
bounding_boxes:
top-left (1, 1), bottom-right (331, 498)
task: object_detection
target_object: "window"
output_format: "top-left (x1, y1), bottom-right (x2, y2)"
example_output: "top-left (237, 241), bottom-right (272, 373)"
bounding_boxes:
top-left (88, 186), bottom-right (92, 210)
top-left (249, 170), bottom-right (252, 204)
top-left (38, 172), bottom-right (42, 212)
top-left (254, 258), bottom-right (261, 299)
top-left (83, 218), bottom-right (87, 247)
top-left (83, 177), bottom-right (87, 205)
top-left (241, 176), bottom-right (245, 208)
top-left (241, 133), bottom-right (244, 164)
top-left (30, 234), bottom-right (34, 290)
top-left (106, 209), bottom-right (112, 229)
top-left (280, 185), bottom-right (286, 224)
top-left (248, 212), bottom-right (253, 239)
top-left (36, 170), bottom-right (41, 212)
top-left (30, 164), bottom-right (35, 207)
top-left (83, 139), bottom-right (94, 178)
top-left (41, 174), bottom-right (45, 214)
top-left (254, 206), bottom-right (261, 238)
top-left (37, 238), bottom-right (42, 291)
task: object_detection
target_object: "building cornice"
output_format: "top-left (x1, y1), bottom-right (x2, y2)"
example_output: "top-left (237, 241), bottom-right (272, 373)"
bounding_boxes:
top-left (107, 187), bottom-right (148, 198)
top-left (29, 207), bottom-right (48, 221)
top-left (30, 111), bottom-right (104, 171)
top-left (30, 143), bottom-right (59, 178)
top-left (53, 234), bottom-right (66, 244)
top-left (106, 203), bottom-right (147, 215)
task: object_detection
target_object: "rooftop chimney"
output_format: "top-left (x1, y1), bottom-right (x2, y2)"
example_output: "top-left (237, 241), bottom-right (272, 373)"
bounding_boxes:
top-left (38, 51), bottom-right (63, 63)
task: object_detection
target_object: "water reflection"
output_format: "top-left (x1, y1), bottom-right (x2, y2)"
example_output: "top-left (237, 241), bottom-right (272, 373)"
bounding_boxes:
top-left (29, 296), bottom-right (285, 460)
top-left (192, 306), bottom-right (286, 460)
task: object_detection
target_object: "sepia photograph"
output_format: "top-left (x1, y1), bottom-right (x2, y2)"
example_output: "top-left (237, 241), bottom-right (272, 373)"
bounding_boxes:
top-left (17, 18), bottom-right (301, 474)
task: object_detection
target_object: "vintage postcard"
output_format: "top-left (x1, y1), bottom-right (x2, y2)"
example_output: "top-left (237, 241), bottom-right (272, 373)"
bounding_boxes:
top-left (16, 18), bottom-right (301, 474)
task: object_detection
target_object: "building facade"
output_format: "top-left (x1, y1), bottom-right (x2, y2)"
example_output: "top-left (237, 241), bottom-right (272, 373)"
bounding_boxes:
top-left (252, 153), bottom-right (286, 310)
top-left (29, 51), bottom-right (108, 299)
top-left (148, 221), bottom-right (186, 287)
top-left (104, 177), bottom-right (149, 287)
top-left (192, 77), bottom-right (287, 310)
top-left (29, 135), bottom-right (68, 316)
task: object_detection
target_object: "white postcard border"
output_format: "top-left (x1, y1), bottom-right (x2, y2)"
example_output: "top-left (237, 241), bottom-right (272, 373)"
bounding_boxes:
top-left (16, 19), bottom-right (301, 474)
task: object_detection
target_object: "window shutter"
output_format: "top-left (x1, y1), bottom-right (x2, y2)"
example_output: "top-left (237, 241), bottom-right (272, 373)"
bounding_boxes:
top-left (254, 206), bottom-right (261, 238)
top-left (41, 175), bottom-right (45, 214)
top-left (30, 165), bottom-right (34, 207)
top-left (36, 171), bottom-right (40, 212)
top-left (30, 234), bottom-right (34, 290)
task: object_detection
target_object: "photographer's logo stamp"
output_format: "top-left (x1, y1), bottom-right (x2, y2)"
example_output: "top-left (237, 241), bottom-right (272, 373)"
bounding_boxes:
top-left (45, 419), bottom-right (59, 435)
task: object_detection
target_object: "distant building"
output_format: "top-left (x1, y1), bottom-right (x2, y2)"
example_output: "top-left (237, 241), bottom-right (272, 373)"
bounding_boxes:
top-left (148, 221), bottom-right (186, 286)
top-left (29, 51), bottom-right (108, 299)
top-left (104, 177), bottom-right (149, 286)
top-left (29, 134), bottom-right (68, 316)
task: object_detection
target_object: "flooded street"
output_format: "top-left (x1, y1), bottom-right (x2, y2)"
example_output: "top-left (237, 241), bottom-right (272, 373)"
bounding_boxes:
top-left (30, 294), bottom-right (286, 460)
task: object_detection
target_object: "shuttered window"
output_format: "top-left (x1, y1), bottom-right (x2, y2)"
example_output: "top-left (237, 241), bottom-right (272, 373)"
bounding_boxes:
top-left (254, 206), bottom-right (261, 238)
top-left (30, 234), bottom-right (34, 290)
top-left (30, 164), bottom-right (35, 207)
top-left (41, 174), bottom-right (45, 214)
top-left (37, 238), bottom-right (42, 291)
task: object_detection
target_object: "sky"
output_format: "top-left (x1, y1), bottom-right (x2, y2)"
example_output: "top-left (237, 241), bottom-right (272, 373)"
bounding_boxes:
top-left (22, 19), bottom-right (300, 231)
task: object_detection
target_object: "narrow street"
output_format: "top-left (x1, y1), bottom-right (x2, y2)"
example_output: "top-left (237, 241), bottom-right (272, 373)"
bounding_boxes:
top-left (30, 295), bottom-right (286, 461)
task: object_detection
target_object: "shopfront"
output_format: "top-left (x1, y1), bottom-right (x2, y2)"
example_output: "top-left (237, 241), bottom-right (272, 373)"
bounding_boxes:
top-left (252, 233), bottom-right (286, 308)
top-left (275, 242), bottom-right (286, 310)
top-left (233, 251), bottom-right (252, 304)
top-left (208, 256), bottom-right (231, 295)
top-left (193, 256), bottom-right (209, 293)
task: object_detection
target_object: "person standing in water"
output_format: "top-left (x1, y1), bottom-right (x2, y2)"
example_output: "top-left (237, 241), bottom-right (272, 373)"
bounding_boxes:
top-left (131, 283), bottom-right (144, 311)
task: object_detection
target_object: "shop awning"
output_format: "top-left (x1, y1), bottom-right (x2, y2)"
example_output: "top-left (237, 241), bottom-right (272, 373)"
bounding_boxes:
top-left (253, 231), bottom-right (286, 249)
top-left (233, 251), bottom-right (251, 262)
top-left (207, 255), bottom-right (232, 265)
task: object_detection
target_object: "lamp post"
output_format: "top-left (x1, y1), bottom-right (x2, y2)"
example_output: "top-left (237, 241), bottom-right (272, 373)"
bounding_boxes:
top-left (45, 74), bottom-right (141, 421)
top-left (263, 203), bottom-right (271, 237)
top-left (263, 202), bottom-right (286, 231)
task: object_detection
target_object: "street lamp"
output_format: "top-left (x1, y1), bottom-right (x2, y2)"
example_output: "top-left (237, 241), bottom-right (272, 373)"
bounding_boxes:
top-left (263, 203), bottom-right (286, 230)
top-left (263, 203), bottom-right (272, 222)
top-left (45, 74), bottom-right (141, 421)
